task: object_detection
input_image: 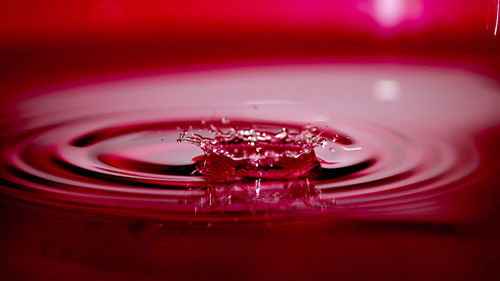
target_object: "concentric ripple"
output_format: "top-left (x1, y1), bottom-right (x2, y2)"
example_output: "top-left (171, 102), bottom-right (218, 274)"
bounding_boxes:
top-left (1, 64), bottom-right (499, 221)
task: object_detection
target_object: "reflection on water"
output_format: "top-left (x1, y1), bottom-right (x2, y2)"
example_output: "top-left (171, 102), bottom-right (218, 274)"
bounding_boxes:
top-left (1, 63), bottom-right (500, 280)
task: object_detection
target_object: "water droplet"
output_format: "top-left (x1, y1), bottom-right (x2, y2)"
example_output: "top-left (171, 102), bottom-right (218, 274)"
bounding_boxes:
top-left (177, 121), bottom-right (337, 179)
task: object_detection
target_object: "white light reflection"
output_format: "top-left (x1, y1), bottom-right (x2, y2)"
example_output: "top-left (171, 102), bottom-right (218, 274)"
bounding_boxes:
top-left (487, 0), bottom-right (499, 36)
top-left (342, 147), bottom-right (363, 151)
top-left (374, 80), bottom-right (400, 101)
top-left (373, 0), bottom-right (405, 27)
top-left (495, 0), bottom-right (499, 36)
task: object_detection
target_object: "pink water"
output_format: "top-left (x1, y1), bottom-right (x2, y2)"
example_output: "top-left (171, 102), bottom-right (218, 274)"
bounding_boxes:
top-left (1, 63), bottom-right (500, 280)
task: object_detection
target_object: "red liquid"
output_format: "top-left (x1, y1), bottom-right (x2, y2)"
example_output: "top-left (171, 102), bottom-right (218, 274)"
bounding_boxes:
top-left (0, 62), bottom-right (499, 281)
top-left (1, 1), bottom-right (500, 280)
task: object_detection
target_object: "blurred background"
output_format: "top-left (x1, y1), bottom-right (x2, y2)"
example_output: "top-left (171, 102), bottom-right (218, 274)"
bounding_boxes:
top-left (1, 0), bottom-right (499, 103)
